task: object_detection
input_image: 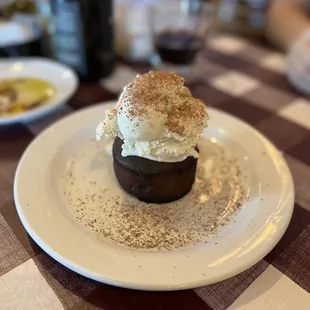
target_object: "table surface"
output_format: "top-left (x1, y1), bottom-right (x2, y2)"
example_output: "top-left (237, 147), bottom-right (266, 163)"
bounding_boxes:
top-left (1, 34), bottom-right (310, 310)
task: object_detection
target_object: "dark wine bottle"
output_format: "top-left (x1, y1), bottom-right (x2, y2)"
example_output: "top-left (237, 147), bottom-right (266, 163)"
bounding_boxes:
top-left (51, 0), bottom-right (114, 81)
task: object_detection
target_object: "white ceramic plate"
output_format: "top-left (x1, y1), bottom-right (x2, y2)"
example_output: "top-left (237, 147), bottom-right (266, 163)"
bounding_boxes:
top-left (0, 57), bottom-right (78, 125)
top-left (14, 102), bottom-right (294, 291)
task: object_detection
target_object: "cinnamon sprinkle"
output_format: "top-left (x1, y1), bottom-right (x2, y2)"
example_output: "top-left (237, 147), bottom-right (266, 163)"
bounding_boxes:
top-left (63, 139), bottom-right (247, 251)
top-left (119, 71), bottom-right (208, 137)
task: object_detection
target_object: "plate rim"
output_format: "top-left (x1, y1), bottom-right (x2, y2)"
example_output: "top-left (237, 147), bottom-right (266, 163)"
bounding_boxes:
top-left (0, 57), bottom-right (78, 125)
top-left (14, 102), bottom-right (295, 290)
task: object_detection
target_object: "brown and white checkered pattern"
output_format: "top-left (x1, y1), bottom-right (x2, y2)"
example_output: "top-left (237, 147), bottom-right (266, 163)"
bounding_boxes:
top-left (1, 34), bottom-right (310, 310)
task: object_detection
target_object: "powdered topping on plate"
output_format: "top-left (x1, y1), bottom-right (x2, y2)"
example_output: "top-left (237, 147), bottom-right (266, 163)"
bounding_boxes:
top-left (62, 138), bottom-right (247, 251)
top-left (96, 71), bottom-right (208, 163)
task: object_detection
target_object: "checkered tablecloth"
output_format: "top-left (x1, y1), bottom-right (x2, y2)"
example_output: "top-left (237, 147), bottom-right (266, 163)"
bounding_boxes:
top-left (1, 34), bottom-right (310, 310)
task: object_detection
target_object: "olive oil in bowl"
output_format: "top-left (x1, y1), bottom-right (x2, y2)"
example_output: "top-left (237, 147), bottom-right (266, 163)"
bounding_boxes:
top-left (0, 77), bottom-right (55, 116)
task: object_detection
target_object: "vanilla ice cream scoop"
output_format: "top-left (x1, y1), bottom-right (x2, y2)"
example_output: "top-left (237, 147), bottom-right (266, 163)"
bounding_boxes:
top-left (96, 71), bottom-right (208, 162)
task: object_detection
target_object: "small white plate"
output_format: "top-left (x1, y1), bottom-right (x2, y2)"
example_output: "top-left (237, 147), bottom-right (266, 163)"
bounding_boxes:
top-left (0, 57), bottom-right (78, 125)
top-left (14, 102), bottom-right (294, 291)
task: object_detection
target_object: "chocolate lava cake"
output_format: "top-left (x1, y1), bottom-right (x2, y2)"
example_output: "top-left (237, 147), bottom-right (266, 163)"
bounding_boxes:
top-left (113, 137), bottom-right (197, 203)
top-left (96, 71), bottom-right (208, 204)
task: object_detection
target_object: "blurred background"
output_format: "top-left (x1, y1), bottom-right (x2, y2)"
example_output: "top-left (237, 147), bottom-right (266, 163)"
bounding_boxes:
top-left (0, 0), bottom-right (271, 81)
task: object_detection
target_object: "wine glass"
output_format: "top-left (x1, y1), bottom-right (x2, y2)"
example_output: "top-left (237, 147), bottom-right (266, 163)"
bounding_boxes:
top-left (150, 0), bottom-right (213, 80)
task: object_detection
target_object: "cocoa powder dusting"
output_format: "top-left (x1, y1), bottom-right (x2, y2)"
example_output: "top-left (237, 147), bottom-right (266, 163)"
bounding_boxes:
top-left (119, 71), bottom-right (208, 137)
top-left (62, 139), bottom-right (247, 251)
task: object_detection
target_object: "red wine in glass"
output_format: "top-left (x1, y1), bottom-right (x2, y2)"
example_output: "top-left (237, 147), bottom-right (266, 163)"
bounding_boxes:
top-left (154, 30), bottom-right (203, 65)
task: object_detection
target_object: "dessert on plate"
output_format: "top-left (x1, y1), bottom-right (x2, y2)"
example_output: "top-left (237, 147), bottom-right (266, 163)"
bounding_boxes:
top-left (96, 71), bottom-right (208, 203)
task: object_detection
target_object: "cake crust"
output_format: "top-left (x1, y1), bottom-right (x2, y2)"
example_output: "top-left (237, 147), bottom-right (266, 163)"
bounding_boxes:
top-left (113, 137), bottom-right (197, 203)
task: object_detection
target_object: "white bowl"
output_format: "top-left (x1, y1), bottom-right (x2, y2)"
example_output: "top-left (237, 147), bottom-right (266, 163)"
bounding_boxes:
top-left (14, 102), bottom-right (294, 291)
top-left (0, 57), bottom-right (78, 125)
